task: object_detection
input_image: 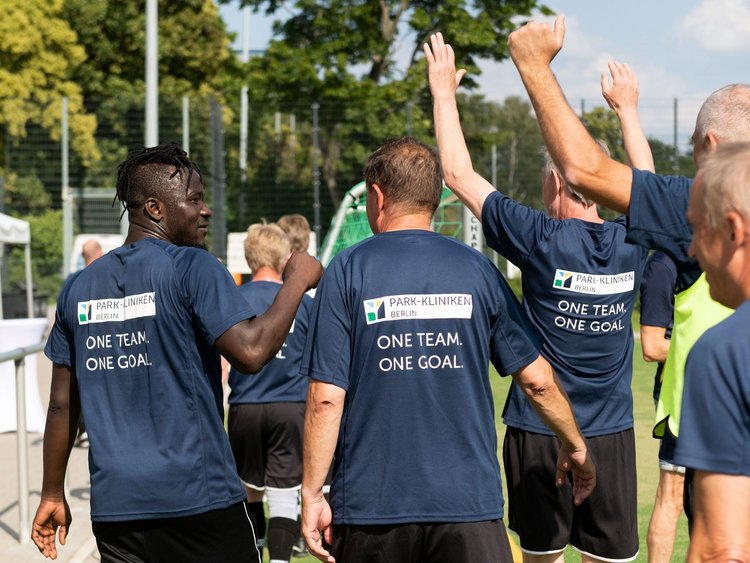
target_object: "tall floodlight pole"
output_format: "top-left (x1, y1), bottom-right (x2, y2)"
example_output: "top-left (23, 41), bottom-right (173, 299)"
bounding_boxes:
top-left (239, 6), bottom-right (250, 218)
top-left (145, 0), bottom-right (159, 147)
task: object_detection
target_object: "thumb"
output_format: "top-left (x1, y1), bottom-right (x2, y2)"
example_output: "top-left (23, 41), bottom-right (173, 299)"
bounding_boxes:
top-left (455, 69), bottom-right (467, 86)
top-left (553, 14), bottom-right (566, 46)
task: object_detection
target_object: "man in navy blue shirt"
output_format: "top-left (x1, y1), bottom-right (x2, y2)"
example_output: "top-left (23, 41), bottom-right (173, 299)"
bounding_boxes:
top-left (227, 222), bottom-right (314, 563)
top-left (31, 142), bottom-right (322, 563)
top-left (300, 137), bottom-right (595, 563)
top-left (672, 142), bottom-right (750, 560)
top-left (427, 34), bottom-right (646, 562)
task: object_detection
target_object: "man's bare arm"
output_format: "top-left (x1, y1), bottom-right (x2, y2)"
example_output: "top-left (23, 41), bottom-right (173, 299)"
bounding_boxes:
top-left (301, 381), bottom-right (345, 563)
top-left (687, 471), bottom-right (750, 562)
top-left (640, 325), bottom-right (670, 363)
top-left (424, 32), bottom-right (495, 220)
top-left (511, 355), bottom-right (596, 505)
top-left (508, 15), bottom-right (633, 214)
top-left (601, 60), bottom-right (655, 172)
top-left (32, 363), bottom-right (80, 558)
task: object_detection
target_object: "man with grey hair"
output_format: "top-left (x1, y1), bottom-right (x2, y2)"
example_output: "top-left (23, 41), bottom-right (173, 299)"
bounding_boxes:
top-left (426, 33), bottom-right (647, 562)
top-left (505, 16), bottom-right (743, 546)
top-left (672, 142), bottom-right (750, 560)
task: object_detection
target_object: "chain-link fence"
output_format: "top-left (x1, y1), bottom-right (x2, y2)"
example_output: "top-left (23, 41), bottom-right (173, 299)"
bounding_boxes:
top-left (0, 93), bottom-right (703, 300)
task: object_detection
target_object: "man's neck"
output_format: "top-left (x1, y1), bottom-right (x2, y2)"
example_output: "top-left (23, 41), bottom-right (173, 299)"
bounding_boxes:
top-left (252, 266), bottom-right (283, 283)
top-left (378, 213), bottom-right (433, 233)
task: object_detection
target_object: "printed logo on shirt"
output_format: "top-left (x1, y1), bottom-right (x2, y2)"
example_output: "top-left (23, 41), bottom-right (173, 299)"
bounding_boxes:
top-left (364, 298), bottom-right (386, 323)
top-left (78, 302), bottom-right (92, 324)
top-left (77, 292), bottom-right (156, 324)
top-left (552, 269), bottom-right (635, 295)
top-left (363, 294), bottom-right (472, 325)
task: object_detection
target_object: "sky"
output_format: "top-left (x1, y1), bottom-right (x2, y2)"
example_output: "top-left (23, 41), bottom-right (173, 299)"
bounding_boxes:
top-left (218, 0), bottom-right (750, 149)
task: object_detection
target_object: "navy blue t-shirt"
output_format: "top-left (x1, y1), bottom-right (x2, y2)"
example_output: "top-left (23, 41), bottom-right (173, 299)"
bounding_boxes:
top-left (627, 169), bottom-right (700, 290)
top-left (228, 281), bottom-right (312, 403)
top-left (45, 239), bottom-right (253, 521)
top-left (482, 191), bottom-right (647, 436)
top-left (639, 251), bottom-right (677, 402)
top-left (300, 230), bottom-right (540, 525)
top-left (673, 301), bottom-right (750, 475)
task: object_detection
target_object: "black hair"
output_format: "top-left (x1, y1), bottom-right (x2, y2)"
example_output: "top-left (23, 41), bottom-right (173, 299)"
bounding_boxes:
top-left (114, 141), bottom-right (201, 212)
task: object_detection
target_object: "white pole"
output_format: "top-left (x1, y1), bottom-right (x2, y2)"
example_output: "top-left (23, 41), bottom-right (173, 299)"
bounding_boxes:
top-left (239, 6), bottom-right (250, 180)
top-left (16, 357), bottom-right (29, 543)
top-left (182, 96), bottom-right (190, 154)
top-left (61, 97), bottom-right (72, 279)
top-left (145, 0), bottom-right (159, 147)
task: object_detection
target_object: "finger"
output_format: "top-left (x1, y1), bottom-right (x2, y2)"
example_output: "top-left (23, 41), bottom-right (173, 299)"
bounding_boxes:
top-left (456, 69), bottom-right (467, 85)
top-left (600, 73), bottom-right (609, 95)
top-left (446, 44), bottom-right (455, 66)
top-left (59, 524), bottom-right (67, 546)
top-left (555, 466), bottom-right (566, 488)
top-left (423, 42), bottom-right (434, 64)
top-left (553, 14), bottom-right (566, 45)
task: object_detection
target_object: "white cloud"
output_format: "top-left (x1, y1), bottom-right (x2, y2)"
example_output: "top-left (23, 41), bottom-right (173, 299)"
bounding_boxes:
top-left (678, 0), bottom-right (750, 52)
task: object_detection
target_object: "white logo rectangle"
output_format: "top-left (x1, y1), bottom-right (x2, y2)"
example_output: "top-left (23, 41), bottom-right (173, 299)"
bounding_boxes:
top-left (363, 293), bottom-right (472, 325)
top-left (552, 269), bottom-right (635, 295)
top-left (78, 292), bottom-right (156, 324)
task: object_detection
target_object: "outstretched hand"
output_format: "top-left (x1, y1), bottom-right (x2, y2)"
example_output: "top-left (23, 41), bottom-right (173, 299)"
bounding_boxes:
top-left (31, 498), bottom-right (71, 560)
top-left (601, 61), bottom-right (640, 115)
top-left (423, 32), bottom-right (466, 98)
top-left (556, 443), bottom-right (596, 506)
top-left (508, 14), bottom-right (566, 70)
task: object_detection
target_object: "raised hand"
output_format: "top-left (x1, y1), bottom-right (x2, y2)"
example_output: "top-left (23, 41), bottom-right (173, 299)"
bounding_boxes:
top-left (508, 14), bottom-right (566, 71)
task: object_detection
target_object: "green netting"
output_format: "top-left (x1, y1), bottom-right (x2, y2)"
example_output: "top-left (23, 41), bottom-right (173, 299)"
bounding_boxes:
top-left (319, 181), bottom-right (465, 266)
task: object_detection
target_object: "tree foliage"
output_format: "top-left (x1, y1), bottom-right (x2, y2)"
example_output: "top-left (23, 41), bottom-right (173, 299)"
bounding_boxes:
top-left (225, 0), bottom-right (551, 208)
top-left (0, 0), bottom-right (98, 163)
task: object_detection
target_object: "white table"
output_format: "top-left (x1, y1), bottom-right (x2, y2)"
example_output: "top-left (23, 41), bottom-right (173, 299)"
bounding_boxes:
top-left (0, 318), bottom-right (48, 433)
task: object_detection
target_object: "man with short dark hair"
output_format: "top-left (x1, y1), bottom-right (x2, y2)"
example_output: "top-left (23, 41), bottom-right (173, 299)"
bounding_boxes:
top-left (301, 137), bottom-right (595, 563)
top-left (31, 142), bottom-right (322, 563)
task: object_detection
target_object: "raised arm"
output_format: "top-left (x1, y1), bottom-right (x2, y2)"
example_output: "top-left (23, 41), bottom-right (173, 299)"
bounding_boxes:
top-left (511, 355), bottom-right (596, 505)
top-left (508, 15), bottom-right (633, 214)
top-left (424, 32), bottom-right (495, 220)
top-left (601, 61), bottom-right (655, 172)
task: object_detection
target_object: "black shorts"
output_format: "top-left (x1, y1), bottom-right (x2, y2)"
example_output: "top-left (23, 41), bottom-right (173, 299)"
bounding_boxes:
top-left (503, 427), bottom-right (638, 561)
top-left (228, 402), bottom-right (305, 490)
top-left (331, 520), bottom-right (513, 563)
top-left (92, 501), bottom-right (260, 563)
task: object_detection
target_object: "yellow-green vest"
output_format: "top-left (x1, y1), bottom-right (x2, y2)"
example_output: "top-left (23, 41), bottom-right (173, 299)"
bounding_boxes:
top-left (653, 273), bottom-right (732, 438)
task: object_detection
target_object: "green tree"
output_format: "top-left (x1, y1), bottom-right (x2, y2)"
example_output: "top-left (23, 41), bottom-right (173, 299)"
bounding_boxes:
top-left (0, 0), bottom-right (98, 164)
top-left (225, 0), bottom-right (551, 209)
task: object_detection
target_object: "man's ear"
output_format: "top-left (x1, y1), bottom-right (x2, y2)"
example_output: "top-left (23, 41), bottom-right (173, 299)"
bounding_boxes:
top-left (371, 183), bottom-right (386, 212)
top-left (726, 210), bottom-right (746, 248)
top-left (704, 131), bottom-right (720, 154)
top-left (144, 197), bottom-right (164, 221)
top-left (551, 169), bottom-right (565, 195)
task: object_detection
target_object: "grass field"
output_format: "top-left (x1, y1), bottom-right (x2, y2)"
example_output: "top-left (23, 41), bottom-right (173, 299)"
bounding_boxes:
top-left (271, 340), bottom-right (689, 562)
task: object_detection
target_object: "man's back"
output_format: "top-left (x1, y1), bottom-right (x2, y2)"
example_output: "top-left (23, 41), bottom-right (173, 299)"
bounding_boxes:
top-left (302, 230), bottom-right (538, 524)
top-left (482, 191), bottom-right (647, 436)
top-left (46, 238), bottom-right (252, 521)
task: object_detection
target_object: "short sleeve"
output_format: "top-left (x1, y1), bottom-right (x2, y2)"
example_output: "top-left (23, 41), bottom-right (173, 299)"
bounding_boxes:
top-left (674, 324), bottom-right (750, 475)
top-left (44, 277), bottom-right (77, 367)
top-left (639, 254), bottom-right (677, 328)
top-left (488, 270), bottom-right (541, 376)
top-left (179, 250), bottom-right (257, 346)
top-left (300, 257), bottom-right (353, 390)
top-left (627, 169), bottom-right (701, 290)
top-left (481, 191), bottom-right (551, 268)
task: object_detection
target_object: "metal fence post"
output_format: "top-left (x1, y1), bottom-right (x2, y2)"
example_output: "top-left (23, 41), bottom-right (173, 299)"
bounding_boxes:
top-left (15, 355), bottom-right (29, 544)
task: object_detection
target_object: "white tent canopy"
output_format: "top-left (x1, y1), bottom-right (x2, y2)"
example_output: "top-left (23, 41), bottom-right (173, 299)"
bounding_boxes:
top-left (0, 213), bottom-right (33, 319)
